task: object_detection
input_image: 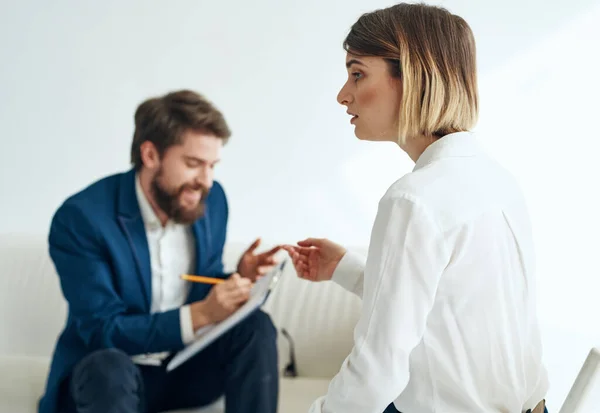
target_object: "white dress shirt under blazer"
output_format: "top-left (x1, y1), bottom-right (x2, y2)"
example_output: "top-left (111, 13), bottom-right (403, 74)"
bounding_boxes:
top-left (131, 175), bottom-right (196, 365)
top-left (310, 132), bottom-right (549, 413)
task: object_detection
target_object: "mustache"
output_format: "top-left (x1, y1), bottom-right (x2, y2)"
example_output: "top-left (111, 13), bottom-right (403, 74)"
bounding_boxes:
top-left (179, 182), bottom-right (209, 198)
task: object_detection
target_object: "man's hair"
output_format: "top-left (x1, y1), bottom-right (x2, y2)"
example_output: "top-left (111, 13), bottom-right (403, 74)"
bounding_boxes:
top-left (343, 2), bottom-right (479, 143)
top-left (130, 89), bottom-right (231, 171)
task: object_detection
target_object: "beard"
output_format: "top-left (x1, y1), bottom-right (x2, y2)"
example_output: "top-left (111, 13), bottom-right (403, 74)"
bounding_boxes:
top-left (150, 168), bottom-right (208, 224)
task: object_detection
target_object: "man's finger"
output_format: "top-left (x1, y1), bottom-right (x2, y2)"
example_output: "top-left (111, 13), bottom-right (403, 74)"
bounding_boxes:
top-left (223, 291), bottom-right (251, 306)
top-left (262, 245), bottom-right (282, 256)
top-left (258, 255), bottom-right (278, 266)
top-left (257, 249), bottom-right (281, 264)
top-left (223, 273), bottom-right (251, 290)
top-left (245, 237), bottom-right (261, 254)
top-left (257, 265), bottom-right (273, 275)
top-left (223, 280), bottom-right (252, 295)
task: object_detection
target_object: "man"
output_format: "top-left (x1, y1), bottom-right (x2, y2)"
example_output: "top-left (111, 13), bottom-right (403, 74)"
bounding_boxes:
top-left (38, 89), bottom-right (281, 413)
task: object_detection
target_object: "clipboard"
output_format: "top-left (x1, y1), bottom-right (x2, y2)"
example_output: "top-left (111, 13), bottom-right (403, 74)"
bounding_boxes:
top-left (166, 260), bottom-right (287, 372)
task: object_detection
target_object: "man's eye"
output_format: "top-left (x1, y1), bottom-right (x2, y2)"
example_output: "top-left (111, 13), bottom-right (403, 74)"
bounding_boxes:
top-left (352, 72), bottom-right (363, 80)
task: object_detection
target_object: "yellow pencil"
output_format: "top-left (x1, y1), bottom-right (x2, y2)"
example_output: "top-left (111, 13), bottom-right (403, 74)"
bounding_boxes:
top-left (180, 274), bottom-right (225, 285)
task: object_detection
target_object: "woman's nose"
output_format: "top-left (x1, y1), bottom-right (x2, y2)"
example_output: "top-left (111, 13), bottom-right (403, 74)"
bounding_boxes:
top-left (337, 83), bottom-right (353, 106)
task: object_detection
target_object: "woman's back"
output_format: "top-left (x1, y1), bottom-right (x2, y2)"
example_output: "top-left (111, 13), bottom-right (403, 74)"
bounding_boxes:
top-left (285, 4), bottom-right (549, 411)
top-left (387, 131), bottom-right (548, 412)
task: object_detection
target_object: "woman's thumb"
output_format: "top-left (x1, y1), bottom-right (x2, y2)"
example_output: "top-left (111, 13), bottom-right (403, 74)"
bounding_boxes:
top-left (297, 238), bottom-right (323, 247)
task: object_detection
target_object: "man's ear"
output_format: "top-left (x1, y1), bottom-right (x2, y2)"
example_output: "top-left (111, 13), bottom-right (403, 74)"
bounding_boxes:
top-left (139, 141), bottom-right (160, 169)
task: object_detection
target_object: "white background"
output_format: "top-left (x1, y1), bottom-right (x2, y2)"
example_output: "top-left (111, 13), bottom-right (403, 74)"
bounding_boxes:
top-left (1, 0), bottom-right (600, 408)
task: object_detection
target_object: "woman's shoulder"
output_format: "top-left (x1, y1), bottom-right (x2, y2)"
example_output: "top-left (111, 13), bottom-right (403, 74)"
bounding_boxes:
top-left (378, 164), bottom-right (471, 221)
top-left (377, 175), bottom-right (426, 214)
top-left (381, 168), bottom-right (436, 204)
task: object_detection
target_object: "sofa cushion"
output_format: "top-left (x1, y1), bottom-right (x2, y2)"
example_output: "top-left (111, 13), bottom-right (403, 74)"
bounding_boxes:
top-left (0, 355), bottom-right (50, 413)
top-left (0, 355), bottom-right (330, 413)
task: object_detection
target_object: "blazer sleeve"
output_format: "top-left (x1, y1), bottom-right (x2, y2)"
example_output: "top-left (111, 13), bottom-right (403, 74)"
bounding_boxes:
top-left (204, 181), bottom-right (233, 279)
top-left (48, 202), bottom-right (184, 355)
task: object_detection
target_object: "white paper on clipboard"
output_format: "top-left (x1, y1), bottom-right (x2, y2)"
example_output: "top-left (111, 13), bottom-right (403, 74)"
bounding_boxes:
top-left (166, 260), bottom-right (287, 372)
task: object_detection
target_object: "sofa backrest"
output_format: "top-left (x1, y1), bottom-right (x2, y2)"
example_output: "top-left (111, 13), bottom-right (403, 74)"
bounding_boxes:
top-left (0, 234), bottom-right (363, 379)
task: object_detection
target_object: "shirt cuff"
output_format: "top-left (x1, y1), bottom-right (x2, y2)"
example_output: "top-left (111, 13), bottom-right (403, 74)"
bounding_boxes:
top-left (308, 396), bottom-right (326, 413)
top-left (332, 250), bottom-right (366, 296)
top-left (179, 305), bottom-right (195, 345)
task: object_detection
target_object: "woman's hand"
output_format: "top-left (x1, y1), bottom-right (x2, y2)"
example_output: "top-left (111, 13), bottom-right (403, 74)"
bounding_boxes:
top-left (283, 238), bottom-right (346, 282)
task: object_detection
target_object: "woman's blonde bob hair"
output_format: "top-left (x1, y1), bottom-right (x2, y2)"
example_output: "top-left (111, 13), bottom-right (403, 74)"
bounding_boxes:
top-left (343, 3), bottom-right (479, 144)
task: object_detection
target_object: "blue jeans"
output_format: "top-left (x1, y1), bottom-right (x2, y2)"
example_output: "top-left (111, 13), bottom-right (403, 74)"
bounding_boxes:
top-left (58, 310), bottom-right (278, 413)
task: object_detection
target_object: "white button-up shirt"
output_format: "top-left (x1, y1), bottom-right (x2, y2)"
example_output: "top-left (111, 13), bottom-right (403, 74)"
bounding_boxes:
top-left (131, 175), bottom-right (196, 365)
top-left (310, 132), bottom-right (548, 413)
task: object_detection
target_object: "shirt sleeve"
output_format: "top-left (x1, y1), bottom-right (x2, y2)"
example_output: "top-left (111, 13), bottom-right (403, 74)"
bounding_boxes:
top-left (179, 305), bottom-right (195, 345)
top-left (309, 195), bottom-right (450, 413)
top-left (331, 250), bottom-right (366, 298)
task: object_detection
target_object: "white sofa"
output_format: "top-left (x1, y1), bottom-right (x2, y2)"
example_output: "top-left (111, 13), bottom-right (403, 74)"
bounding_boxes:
top-left (0, 234), bottom-right (364, 413)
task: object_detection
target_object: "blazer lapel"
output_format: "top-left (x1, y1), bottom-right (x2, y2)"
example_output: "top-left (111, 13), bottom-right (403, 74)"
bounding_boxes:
top-left (116, 170), bottom-right (152, 310)
top-left (188, 208), bottom-right (211, 302)
top-left (191, 217), bottom-right (206, 275)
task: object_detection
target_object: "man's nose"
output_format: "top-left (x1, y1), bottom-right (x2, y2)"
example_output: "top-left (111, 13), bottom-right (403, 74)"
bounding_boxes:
top-left (196, 167), bottom-right (213, 189)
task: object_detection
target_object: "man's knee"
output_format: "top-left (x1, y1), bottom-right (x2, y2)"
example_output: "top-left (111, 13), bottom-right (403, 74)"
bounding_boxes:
top-left (71, 348), bottom-right (140, 396)
top-left (230, 310), bottom-right (277, 349)
top-left (245, 310), bottom-right (277, 341)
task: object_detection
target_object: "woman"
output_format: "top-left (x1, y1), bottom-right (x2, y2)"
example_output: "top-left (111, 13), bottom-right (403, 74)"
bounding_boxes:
top-left (284, 3), bottom-right (549, 413)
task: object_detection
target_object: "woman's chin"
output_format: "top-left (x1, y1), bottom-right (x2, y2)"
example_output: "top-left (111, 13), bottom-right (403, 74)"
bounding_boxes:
top-left (354, 130), bottom-right (381, 142)
top-left (354, 127), bottom-right (399, 143)
top-left (353, 127), bottom-right (368, 140)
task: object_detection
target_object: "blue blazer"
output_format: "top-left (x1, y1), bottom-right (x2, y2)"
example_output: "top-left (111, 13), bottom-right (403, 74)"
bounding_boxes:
top-left (38, 169), bottom-right (231, 413)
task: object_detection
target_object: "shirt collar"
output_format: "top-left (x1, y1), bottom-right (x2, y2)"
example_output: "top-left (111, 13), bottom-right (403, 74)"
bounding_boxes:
top-left (135, 174), bottom-right (162, 229)
top-left (413, 131), bottom-right (480, 171)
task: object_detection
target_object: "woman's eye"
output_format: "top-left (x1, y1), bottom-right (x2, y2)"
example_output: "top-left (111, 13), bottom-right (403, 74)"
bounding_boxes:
top-left (353, 72), bottom-right (363, 80)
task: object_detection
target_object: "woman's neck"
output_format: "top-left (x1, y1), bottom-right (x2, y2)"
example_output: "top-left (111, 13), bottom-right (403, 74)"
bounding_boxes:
top-left (401, 134), bottom-right (439, 163)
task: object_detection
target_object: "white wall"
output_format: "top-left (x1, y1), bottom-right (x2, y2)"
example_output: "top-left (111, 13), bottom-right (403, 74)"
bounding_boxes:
top-left (2, 0), bottom-right (599, 408)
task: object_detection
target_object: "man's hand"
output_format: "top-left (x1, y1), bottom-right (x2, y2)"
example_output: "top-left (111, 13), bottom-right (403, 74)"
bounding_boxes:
top-left (190, 273), bottom-right (252, 330)
top-left (283, 238), bottom-right (346, 282)
top-left (237, 238), bottom-right (282, 282)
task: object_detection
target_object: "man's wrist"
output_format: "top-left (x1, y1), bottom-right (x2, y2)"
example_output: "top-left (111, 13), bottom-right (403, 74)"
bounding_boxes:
top-left (190, 301), bottom-right (212, 331)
